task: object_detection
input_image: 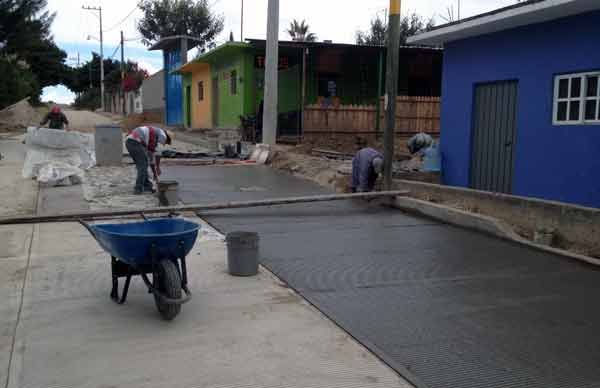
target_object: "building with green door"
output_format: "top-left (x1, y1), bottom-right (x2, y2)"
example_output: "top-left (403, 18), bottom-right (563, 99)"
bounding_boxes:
top-left (178, 40), bottom-right (442, 136)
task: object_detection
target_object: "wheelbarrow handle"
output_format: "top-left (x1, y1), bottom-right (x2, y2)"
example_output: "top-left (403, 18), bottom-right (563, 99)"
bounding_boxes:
top-left (78, 219), bottom-right (97, 239)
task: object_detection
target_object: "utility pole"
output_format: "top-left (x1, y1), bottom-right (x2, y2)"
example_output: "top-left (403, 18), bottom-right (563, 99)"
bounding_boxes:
top-left (83, 5), bottom-right (104, 112)
top-left (458, 0), bottom-right (461, 20)
top-left (262, 0), bottom-right (279, 146)
top-left (240, 0), bottom-right (244, 42)
top-left (121, 30), bottom-right (126, 116)
top-left (384, 0), bottom-right (401, 190)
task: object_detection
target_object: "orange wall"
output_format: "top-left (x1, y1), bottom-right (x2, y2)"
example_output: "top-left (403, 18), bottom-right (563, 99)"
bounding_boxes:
top-left (190, 63), bottom-right (212, 129)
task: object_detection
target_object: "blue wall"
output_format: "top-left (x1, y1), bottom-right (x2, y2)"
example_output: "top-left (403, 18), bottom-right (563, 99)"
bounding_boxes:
top-left (441, 10), bottom-right (600, 208)
top-left (164, 49), bottom-right (183, 126)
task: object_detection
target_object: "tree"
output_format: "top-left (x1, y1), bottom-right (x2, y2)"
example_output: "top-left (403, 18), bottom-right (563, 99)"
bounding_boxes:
top-left (287, 20), bottom-right (317, 42)
top-left (64, 53), bottom-right (121, 95)
top-left (356, 16), bottom-right (387, 46)
top-left (356, 13), bottom-right (435, 46)
top-left (0, 0), bottom-right (69, 107)
top-left (0, 56), bottom-right (39, 108)
top-left (137, 0), bottom-right (224, 50)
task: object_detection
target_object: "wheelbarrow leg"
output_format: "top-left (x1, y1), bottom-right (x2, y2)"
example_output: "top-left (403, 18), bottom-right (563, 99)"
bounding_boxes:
top-left (110, 256), bottom-right (119, 302)
top-left (119, 275), bottom-right (132, 305)
top-left (110, 256), bottom-right (132, 305)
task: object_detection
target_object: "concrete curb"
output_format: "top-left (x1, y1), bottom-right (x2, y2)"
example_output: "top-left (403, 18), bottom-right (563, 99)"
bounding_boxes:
top-left (393, 196), bottom-right (600, 267)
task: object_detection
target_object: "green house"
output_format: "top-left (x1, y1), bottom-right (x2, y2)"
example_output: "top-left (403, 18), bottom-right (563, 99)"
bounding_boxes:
top-left (179, 40), bottom-right (442, 135)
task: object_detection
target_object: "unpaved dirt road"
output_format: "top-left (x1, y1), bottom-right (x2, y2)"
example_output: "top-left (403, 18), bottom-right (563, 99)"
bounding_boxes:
top-left (64, 110), bottom-right (119, 132)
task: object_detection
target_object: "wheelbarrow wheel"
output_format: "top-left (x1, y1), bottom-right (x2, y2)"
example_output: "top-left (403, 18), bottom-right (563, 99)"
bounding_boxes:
top-left (153, 259), bottom-right (182, 320)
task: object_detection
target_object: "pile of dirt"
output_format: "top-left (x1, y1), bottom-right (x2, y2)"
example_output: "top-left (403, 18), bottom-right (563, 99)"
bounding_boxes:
top-left (270, 147), bottom-right (351, 192)
top-left (300, 133), bottom-right (420, 160)
top-left (0, 98), bottom-right (44, 132)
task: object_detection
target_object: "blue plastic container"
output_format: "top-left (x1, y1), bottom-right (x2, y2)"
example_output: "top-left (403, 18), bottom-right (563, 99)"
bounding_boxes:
top-left (423, 143), bottom-right (441, 172)
top-left (89, 219), bottom-right (200, 265)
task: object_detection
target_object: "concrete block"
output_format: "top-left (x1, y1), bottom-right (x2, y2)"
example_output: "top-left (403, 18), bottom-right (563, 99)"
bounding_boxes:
top-left (94, 125), bottom-right (123, 166)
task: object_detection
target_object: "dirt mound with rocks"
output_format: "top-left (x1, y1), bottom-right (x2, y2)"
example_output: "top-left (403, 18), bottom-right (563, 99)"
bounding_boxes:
top-left (0, 98), bottom-right (44, 132)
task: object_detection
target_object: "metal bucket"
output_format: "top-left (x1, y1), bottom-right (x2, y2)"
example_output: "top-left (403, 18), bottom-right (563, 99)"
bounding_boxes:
top-left (226, 231), bottom-right (259, 277)
top-left (157, 180), bottom-right (179, 206)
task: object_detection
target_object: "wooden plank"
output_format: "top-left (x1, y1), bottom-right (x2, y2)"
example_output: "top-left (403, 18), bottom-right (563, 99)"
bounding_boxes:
top-left (0, 191), bottom-right (411, 225)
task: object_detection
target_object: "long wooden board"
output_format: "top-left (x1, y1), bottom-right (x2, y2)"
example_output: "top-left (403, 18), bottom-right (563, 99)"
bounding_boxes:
top-left (0, 190), bottom-right (410, 225)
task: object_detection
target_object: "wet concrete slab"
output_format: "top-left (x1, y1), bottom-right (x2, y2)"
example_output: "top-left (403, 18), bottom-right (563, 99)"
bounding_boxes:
top-left (167, 165), bottom-right (600, 388)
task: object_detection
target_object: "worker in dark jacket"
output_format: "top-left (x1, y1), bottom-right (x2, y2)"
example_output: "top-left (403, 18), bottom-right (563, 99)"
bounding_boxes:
top-left (40, 106), bottom-right (69, 130)
top-left (351, 147), bottom-right (384, 193)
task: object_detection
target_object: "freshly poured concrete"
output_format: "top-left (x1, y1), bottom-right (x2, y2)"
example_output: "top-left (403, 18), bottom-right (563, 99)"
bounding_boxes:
top-left (4, 219), bottom-right (410, 388)
top-left (167, 165), bottom-right (600, 388)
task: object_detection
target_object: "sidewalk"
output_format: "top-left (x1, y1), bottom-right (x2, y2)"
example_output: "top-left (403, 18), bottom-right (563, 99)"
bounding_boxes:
top-left (0, 134), bottom-right (411, 388)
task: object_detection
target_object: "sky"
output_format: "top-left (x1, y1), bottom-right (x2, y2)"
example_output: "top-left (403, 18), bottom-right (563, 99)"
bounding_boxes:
top-left (43, 0), bottom-right (517, 104)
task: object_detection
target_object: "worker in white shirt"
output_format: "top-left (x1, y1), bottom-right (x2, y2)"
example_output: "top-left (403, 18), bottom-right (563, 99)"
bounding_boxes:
top-left (125, 126), bottom-right (172, 195)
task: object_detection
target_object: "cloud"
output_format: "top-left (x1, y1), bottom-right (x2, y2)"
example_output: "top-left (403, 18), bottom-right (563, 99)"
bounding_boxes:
top-left (49, 0), bottom-right (516, 49)
top-left (137, 60), bottom-right (160, 75)
top-left (42, 85), bottom-right (76, 104)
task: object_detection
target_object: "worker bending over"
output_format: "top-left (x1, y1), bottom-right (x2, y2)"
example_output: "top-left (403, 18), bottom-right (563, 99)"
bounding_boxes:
top-left (40, 106), bottom-right (69, 130)
top-left (126, 126), bottom-right (171, 195)
top-left (351, 147), bottom-right (384, 193)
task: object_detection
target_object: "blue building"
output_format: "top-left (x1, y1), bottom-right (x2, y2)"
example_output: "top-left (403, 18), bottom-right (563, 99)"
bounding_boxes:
top-left (408, 0), bottom-right (600, 208)
top-left (150, 36), bottom-right (200, 126)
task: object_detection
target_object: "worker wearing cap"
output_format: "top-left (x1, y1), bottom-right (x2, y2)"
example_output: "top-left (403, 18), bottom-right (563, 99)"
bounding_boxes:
top-left (40, 106), bottom-right (69, 130)
top-left (126, 126), bottom-right (172, 195)
top-left (351, 147), bottom-right (384, 193)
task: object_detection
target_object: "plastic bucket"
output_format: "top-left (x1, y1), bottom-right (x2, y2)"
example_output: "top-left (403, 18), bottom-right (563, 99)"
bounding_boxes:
top-left (157, 180), bottom-right (179, 206)
top-left (226, 231), bottom-right (259, 277)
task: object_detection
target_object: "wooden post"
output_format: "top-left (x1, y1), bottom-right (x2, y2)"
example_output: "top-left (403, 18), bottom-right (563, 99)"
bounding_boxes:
top-left (384, 0), bottom-right (401, 190)
top-left (376, 48), bottom-right (384, 137)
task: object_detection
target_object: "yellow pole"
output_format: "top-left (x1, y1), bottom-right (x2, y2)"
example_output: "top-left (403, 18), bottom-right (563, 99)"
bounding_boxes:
top-left (390, 0), bottom-right (401, 15)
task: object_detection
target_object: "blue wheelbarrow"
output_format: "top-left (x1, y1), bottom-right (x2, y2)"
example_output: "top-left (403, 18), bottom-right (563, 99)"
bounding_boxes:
top-left (80, 217), bottom-right (200, 320)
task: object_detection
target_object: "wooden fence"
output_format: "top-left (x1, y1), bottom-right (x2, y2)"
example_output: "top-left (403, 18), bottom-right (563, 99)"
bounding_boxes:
top-left (302, 104), bottom-right (377, 133)
top-left (302, 96), bottom-right (440, 135)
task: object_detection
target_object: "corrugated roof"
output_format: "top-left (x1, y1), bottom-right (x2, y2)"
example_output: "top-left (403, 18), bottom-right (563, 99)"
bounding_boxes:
top-left (245, 38), bottom-right (441, 52)
top-left (408, 0), bottom-right (600, 45)
top-left (172, 42), bottom-right (251, 74)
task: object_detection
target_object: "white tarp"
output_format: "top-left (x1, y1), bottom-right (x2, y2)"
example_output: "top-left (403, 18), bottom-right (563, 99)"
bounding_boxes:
top-left (22, 127), bottom-right (96, 186)
top-left (37, 162), bottom-right (84, 186)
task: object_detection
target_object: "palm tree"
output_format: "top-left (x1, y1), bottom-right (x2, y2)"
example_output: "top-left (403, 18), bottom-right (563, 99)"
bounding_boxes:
top-left (287, 19), bottom-right (317, 42)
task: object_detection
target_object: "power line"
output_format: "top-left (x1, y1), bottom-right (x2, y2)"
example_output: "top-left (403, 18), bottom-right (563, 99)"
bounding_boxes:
top-left (109, 43), bottom-right (120, 60)
top-left (103, 5), bottom-right (138, 32)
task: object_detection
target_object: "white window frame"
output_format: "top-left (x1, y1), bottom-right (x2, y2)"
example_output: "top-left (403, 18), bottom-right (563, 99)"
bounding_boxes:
top-left (553, 71), bottom-right (600, 125)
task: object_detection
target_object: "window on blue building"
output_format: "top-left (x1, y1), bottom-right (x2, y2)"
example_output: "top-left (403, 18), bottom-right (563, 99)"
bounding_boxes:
top-left (554, 72), bottom-right (600, 125)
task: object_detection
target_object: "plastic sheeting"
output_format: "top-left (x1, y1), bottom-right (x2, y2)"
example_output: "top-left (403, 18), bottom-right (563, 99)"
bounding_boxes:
top-left (22, 127), bottom-right (96, 186)
top-left (37, 162), bottom-right (84, 186)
